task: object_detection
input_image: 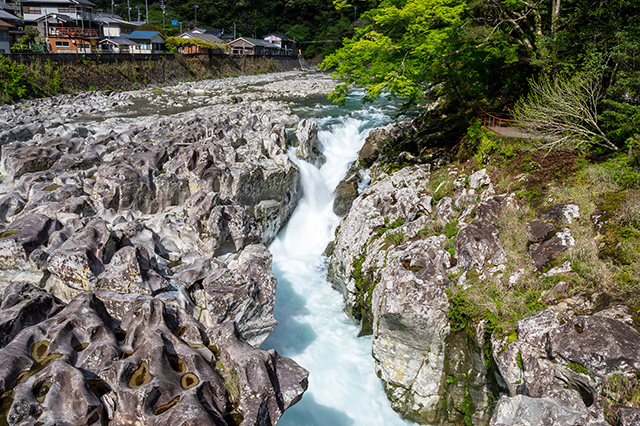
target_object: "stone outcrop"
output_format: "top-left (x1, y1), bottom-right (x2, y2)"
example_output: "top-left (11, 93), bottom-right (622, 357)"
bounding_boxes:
top-left (295, 119), bottom-right (325, 167)
top-left (329, 165), bottom-right (499, 424)
top-left (490, 306), bottom-right (640, 426)
top-left (0, 283), bottom-right (308, 425)
top-left (0, 72), bottom-right (332, 424)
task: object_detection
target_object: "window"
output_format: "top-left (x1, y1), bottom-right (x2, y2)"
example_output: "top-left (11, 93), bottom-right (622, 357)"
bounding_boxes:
top-left (22, 6), bottom-right (41, 14)
top-left (55, 41), bottom-right (70, 47)
top-left (153, 43), bottom-right (163, 51)
top-left (78, 43), bottom-right (90, 49)
top-left (58, 6), bottom-right (73, 13)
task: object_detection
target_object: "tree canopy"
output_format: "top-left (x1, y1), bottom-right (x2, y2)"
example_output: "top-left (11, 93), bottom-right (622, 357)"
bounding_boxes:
top-left (322, 0), bottom-right (640, 148)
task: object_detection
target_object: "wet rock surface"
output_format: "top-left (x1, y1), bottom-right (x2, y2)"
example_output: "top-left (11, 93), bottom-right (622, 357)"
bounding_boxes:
top-left (0, 71), bottom-right (330, 424)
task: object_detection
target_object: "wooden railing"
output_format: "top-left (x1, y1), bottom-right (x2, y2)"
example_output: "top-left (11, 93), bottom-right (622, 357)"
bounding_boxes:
top-left (47, 27), bottom-right (99, 38)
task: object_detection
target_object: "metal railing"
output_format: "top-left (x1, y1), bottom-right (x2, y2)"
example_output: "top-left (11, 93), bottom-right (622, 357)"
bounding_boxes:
top-left (480, 110), bottom-right (567, 137)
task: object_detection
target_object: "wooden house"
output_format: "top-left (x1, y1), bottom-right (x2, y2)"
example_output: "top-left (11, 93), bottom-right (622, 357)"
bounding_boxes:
top-left (178, 28), bottom-right (224, 54)
top-left (228, 37), bottom-right (280, 56)
top-left (35, 13), bottom-right (98, 53)
top-left (98, 36), bottom-right (137, 53)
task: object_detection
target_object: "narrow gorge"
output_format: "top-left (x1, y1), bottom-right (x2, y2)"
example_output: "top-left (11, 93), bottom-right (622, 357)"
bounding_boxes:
top-left (0, 70), bottom-right (639, 426)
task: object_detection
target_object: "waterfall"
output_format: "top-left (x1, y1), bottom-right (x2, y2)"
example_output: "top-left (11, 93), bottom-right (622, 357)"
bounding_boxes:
top-left (262, 99), bottom-right (412, 426)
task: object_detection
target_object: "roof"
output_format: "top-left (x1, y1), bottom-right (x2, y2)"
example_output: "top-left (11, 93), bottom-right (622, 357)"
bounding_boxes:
top-left (126, 30), bottom-right (164, 41)
top-left (0, 9), bottom-right (19, 21)
top-left (34, 13), bottom-right (75, 23)
top-left (94, 14), bottom-right (137, 26)
top-left (181, 32), bottom-right (223, 44)
top-left (263, 32), bottom-right (293, 41)
top-left (21, 0), bottom-right (96, 6)
top-left (100, 37), bottom-right (137, 45)
top-left (0, 19), bottom-right (13, 28)
top-left (230, 37), bottom-right (279, 49)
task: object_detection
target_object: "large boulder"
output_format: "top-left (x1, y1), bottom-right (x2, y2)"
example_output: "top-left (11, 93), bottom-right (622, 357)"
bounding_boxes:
top-left (490, 307), bottom-right (640, 426)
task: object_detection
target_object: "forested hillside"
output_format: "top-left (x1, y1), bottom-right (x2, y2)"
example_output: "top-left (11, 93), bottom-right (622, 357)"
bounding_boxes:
top-left (93, 0), bottom-right (374, 56)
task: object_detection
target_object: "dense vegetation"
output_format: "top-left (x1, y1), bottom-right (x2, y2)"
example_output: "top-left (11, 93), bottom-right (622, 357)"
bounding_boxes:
top-left (93, 0), bottom-right (372, 57)
top-left (323, 0), bottom-right (640, 148)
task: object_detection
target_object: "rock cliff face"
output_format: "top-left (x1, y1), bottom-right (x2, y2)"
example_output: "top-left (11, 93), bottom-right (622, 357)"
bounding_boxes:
top-left (329, 165), bottom-right (498, 424)
top-left (0, 71), bottom-right (335, 425)
top-left (329, 117), bottom-right (640, 425)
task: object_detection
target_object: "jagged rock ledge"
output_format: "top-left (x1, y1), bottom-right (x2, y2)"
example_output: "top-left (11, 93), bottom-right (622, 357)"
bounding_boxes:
top-left (0, 71), bottom-right (332, 424)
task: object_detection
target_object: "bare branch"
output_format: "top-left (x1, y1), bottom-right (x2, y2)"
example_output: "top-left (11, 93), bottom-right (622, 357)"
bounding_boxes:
top-left (513, 73), bottom-right (617, 151)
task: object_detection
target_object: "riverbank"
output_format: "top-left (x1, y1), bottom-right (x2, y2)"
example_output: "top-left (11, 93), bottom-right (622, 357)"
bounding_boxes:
top-left (0, 53), bottom-right (305, 105)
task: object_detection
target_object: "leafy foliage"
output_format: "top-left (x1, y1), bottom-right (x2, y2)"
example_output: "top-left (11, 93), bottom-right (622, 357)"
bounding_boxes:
top-left (166, 36), bottom-right (229, 53)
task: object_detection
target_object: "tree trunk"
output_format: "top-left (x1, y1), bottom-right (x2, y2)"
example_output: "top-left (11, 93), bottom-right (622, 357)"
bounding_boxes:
top-left (551, 0), bottom-right (561, 37)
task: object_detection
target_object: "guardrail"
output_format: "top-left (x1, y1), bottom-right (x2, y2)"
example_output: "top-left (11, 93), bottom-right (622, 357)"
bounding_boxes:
top-left (479, 110), bottom-right (567, 137)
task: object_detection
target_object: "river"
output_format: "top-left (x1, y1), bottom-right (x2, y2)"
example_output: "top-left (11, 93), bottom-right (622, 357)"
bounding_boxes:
top-left (262, 94), bottom-right (412, 426)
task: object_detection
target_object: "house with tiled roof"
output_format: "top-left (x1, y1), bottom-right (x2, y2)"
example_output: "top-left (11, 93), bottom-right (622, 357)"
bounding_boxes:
top-left (0, 7), bottom-right (22, 49)
top-left (178, 28), bottom-right (224, 54)
top-left (263, 33), bottom-right (296, 55)
top-left (94, 12), bottom-right (137, 38)
top-left (228, 37), bottom-right (280, 56)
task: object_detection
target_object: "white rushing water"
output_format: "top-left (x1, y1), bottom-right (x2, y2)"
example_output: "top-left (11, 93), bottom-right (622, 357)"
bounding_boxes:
top-left (261, 98), bottom-right (413, 426)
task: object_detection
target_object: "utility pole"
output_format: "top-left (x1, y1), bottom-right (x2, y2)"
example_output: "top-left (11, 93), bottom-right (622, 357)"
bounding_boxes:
top-left (145, 0), bottom-right (149, 24)
top-left (161, 0), bottom-right (165, 28)
top-left (179, 22), bottom-right (182, 33)
top-left (127, 0), bottom-right (130, 21)
top-left (233, 22), bottom-right (236, 39)
top-left (194, 5), bottom-right (199, 29)
top-left (111, 0), bottom-right (114, 17)
top-left (136, 6), bottom-right (141, 22)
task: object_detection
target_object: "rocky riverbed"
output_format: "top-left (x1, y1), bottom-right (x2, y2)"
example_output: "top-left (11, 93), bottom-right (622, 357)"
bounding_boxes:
top-left (0, 71), bottom-right (336, 425)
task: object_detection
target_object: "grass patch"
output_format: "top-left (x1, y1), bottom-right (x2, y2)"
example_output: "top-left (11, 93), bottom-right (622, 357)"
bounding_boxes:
top-left (601, 373), bottom-right (640, 424)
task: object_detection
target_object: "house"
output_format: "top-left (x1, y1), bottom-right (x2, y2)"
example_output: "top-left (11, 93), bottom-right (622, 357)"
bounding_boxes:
top-left (263, 33), bottom-right (296, 55)
top-left (0, 7), bottom-right (22, 47)
top-left (126, 30), bottom-right (164, 54)
top-left (98, 36), bottom-right (137, 53)
top-left (35, 13), bottom-right (98, 53)
top-left (178, 28), bottom-right (224, 54)
top-left (0, 19), bottom-right (12, 53)
top-left (20, 0), bottom-right (96, 25)
top-left (21, 0), bottom-right (99, 53)
top-left (94, 12), bottom-right (137, 38)
top-left (228, 37), bottom-right (279, 56)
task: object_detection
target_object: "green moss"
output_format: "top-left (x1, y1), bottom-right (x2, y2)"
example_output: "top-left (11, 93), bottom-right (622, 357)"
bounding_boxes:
top-left (0, 230), bottom-right (21, 239)
top-left (566, 361), bottom-right (591, 376)
top-left (374, 217), bottom-right (405, 238)
top-left (516, 351), bottom-right (524, 370)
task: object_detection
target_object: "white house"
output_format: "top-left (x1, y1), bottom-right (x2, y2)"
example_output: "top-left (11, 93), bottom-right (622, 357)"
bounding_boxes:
top-left (126, 30), bottom-right (165, 54)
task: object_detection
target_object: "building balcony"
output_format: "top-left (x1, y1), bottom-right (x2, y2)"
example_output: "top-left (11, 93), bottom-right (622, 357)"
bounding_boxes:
top-left (47, 27), bottom-right (99, 38)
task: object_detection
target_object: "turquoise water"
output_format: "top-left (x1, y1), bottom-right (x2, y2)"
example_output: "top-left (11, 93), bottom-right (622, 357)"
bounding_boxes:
top-left (262, 95), bottom-right (413, 426)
